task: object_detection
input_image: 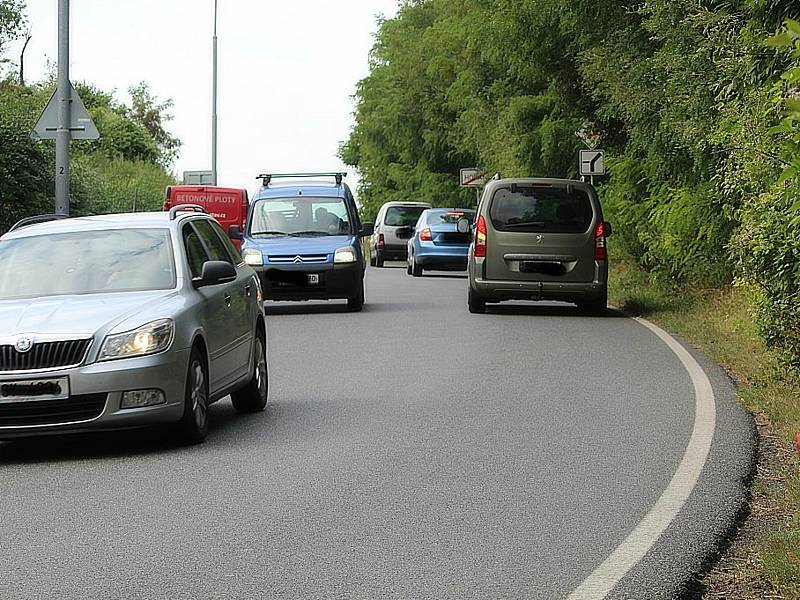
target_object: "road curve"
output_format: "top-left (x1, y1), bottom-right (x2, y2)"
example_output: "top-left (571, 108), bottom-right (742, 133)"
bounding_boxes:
top-left (0, 265), bottom-right (753, 599)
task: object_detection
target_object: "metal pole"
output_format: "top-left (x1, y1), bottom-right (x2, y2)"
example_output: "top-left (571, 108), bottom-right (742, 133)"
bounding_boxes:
top-left (211, 0), bottom-right (218, 186)
top-left (55, 0), bottom-right (70, 215)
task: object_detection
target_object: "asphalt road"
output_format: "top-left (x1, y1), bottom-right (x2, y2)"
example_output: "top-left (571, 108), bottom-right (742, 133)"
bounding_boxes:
top-left (0, 265), bottom-right (753, 600)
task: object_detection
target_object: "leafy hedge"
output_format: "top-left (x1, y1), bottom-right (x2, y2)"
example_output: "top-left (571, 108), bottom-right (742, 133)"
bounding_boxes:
top-left (0, 79), bottom-right (178, 233)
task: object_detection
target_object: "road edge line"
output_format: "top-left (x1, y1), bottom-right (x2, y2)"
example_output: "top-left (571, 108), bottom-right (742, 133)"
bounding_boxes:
top-left (566, 316), bottom-right (717, 600)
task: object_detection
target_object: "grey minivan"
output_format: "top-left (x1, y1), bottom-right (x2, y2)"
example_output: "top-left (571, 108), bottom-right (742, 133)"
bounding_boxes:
top-left (467, 178), bottom-right (611, 314)
top-left (369, 201), bottom-right (432, 266)
top-left (0, 209), bottom-right (267, 444)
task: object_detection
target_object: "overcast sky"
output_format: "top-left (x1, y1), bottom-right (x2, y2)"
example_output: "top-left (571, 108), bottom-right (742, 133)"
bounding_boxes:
top-left (12, 0), bottom-right (400, 197)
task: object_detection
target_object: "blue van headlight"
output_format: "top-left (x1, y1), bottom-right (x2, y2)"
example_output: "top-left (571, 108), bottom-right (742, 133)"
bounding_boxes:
top-left (334, 247), bottom-right (357, 264)
top-left (243, 248), bottom-right (264, 266)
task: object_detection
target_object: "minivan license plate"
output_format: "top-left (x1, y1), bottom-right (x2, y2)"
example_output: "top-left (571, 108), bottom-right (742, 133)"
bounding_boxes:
top-left (307, 274), bottom-right (320, 285)
top-left (0, 377), bottom-right (70, 403)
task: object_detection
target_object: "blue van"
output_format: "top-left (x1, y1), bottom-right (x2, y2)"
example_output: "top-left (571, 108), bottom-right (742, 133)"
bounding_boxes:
top-left (237, 173), bottom-right (373, 311)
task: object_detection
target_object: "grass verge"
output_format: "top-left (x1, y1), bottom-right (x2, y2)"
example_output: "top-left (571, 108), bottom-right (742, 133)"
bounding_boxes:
top-left (608, 251), bottom-right (800, 598)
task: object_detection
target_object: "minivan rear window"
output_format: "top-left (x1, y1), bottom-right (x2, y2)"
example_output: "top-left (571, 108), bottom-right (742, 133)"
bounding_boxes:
top-left (385, 206), bottom-right (427, 227)
top-left (489, 186), bottom-right (594, 233)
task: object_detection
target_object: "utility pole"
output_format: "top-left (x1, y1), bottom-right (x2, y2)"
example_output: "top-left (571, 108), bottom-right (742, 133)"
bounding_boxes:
top-left (56, 0), bottom-right (70, 215)
top-left (211, 0), bottom-right (218, 186)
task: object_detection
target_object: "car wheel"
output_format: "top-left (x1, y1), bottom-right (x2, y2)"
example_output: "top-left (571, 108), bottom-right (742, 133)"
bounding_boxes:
top-left (375, 251), bottom-right (384, 268)
top-left (406, 260), bottom-right (412, 275)
top-left (231, 331), bottom-right (268, 413)
top-left (177, 347), bottom-right (209, 444)
top-left (347, 282), bottom-right (365, 312)
top-left (411, 256), bottom-right (423, 278)
top-left (369, 252), bottom-right (376, 267)
top-left (578, 290), bottom-right (608, 315)
top-left (468, 287), bottom-right (487, 314)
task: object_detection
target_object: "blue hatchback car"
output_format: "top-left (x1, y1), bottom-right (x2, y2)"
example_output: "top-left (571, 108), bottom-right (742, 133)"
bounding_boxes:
top-left (238, 173), bottom-right (373, 311)
top-left (407, 208), bottom-right (476, 277)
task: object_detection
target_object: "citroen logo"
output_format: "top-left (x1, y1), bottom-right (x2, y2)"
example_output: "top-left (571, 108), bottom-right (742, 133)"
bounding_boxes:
top-left (293, 256), bottom-right (304, 264)
top-left (15, 336), bottom-right (33, 353)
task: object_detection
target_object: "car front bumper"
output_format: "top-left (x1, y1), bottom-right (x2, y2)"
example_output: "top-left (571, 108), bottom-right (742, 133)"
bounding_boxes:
top-left (0, 348), bottom-right (189, 439)
top-left (255, 262), bottom-right (363, 301)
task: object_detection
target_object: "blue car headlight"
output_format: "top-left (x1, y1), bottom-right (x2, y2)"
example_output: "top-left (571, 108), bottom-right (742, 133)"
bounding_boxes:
top-left (242, 248), bottom-right (264, 266)
top-left (334, 247), bottom-right (358, 264)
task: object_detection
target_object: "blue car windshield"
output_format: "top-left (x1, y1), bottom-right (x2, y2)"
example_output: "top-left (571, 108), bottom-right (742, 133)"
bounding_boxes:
top-left (250, 197), bottom-right (352, 236)
top-left (0, 229), bottom-right (176, 299)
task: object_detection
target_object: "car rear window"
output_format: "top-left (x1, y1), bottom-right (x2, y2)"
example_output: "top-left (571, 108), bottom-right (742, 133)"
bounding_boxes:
top-left (489, 186), bottom-right (594, 233)
top-left (384, 206), bottom-right (427, 227)
top-left (427, 210), bottom-right (475, 225)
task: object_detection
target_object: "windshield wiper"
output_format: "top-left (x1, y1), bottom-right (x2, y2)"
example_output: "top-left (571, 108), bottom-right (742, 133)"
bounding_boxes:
top-left (289, 230), bottom-right (332, 237)
top-left (251, 230), bottom-right (288, 236)
top-left (504, 221), bottom-right (546, 228)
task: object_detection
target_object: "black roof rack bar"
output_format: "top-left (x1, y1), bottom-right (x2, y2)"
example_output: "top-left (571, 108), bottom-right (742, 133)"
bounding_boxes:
top-left (9, 214), bottom-right (70, 232)
top-left (257, 172), bottom-right (347, 187)
top-left (168, 204), bottom-right (207, 220)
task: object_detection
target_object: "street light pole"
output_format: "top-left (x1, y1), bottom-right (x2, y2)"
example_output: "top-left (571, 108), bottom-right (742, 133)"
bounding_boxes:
top-left (56, 0), bottom-right (71, 215)
top-left (211, 0), bottom-right (218, 186)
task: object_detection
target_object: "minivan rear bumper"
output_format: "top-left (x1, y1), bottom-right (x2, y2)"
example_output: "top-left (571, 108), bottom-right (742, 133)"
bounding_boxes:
top-left (470, 277), bottom-right (606, 303)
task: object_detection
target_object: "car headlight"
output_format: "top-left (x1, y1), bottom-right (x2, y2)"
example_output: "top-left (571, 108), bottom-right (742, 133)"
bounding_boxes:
top-left (334, 247), bottom-right (357, 263)
top-left (243, 248), bottom-right (264, 266)
top-left (99, 319), bottom-right (175, 362)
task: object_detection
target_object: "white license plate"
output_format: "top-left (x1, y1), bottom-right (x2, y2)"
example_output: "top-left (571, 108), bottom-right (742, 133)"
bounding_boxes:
top-left (307, 274), bottom-right (320, 285)
top-left (0, 377), bottom-right (70, 403)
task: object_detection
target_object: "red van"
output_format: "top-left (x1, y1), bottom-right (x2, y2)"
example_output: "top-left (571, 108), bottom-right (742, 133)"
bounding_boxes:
top-left (163, 186), bottom-right (249, 249)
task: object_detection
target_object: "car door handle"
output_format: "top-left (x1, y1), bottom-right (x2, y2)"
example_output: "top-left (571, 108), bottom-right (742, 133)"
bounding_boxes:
top-left (244, 284), bottom-right (252, 297)
top-left (224, 294), bottom-right (232, 308)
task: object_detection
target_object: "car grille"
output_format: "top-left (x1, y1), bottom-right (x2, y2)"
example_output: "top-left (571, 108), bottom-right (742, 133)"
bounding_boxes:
top-left (0, 393), bottom-right (107, 426)
top-left (0, 339), bottom-right (92, 372)
top-left (267, 254), bottom-right (328, 264)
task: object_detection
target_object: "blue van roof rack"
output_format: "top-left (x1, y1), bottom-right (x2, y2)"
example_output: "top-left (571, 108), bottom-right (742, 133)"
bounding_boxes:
top-left (9, 214), bottom-right (70, 232)
top-left (257, 172), bottom-right (347, 187)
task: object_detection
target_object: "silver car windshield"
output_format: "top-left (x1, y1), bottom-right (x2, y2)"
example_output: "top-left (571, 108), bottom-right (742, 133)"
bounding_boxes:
top-left (250, 197), bottom-right (352, 236)
top-left (0, 228), bottom-right (176, 299)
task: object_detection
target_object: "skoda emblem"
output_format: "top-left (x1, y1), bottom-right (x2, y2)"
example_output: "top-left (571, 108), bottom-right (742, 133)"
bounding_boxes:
top-left (15, 336), bottom-right (33, 353)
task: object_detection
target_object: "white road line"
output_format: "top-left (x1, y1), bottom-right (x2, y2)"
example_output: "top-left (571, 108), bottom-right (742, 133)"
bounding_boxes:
top-left (567, 316), bottom-right (717, 600)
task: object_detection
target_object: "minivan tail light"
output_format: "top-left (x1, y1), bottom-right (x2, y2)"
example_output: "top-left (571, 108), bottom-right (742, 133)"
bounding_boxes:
top-left (420, 227), bottom-right (433, 241)
top-left (475, 215), bottom-right (487, 258)
top-left (594, 222), bottom-right (607, 261)
top-left (378, 233), bottom-right (385, 247)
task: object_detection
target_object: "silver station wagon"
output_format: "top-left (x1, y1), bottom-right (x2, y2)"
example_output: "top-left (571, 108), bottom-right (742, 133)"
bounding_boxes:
top-left (0, 208), bottom-right (267, 444)
top-left (468, 178), bottom-right (612, 314)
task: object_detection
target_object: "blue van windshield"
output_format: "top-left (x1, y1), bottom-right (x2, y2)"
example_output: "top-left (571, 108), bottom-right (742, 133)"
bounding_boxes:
top-left (250, 197), bottom-right (352, 236)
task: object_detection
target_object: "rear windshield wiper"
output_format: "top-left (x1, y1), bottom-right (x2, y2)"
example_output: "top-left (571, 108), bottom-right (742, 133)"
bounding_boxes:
top-left (250, 230), bottom-right (288, 236)
top-left (504, 221), bottom-right (546, 228)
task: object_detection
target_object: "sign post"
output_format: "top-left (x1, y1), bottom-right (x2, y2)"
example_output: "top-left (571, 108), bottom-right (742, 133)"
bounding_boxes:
top-left (55, 0), bottom-right (70, 216)
top-left (460, 168), bottom-right (486, 205)
top-left (31, 0), bottom-right (99, 216)
top-left (576, 124), bottom-right (605, 186)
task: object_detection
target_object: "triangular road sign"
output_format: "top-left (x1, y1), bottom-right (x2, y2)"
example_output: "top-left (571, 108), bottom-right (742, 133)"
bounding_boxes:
top-left (30, 82), bottom-right (100, 141)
